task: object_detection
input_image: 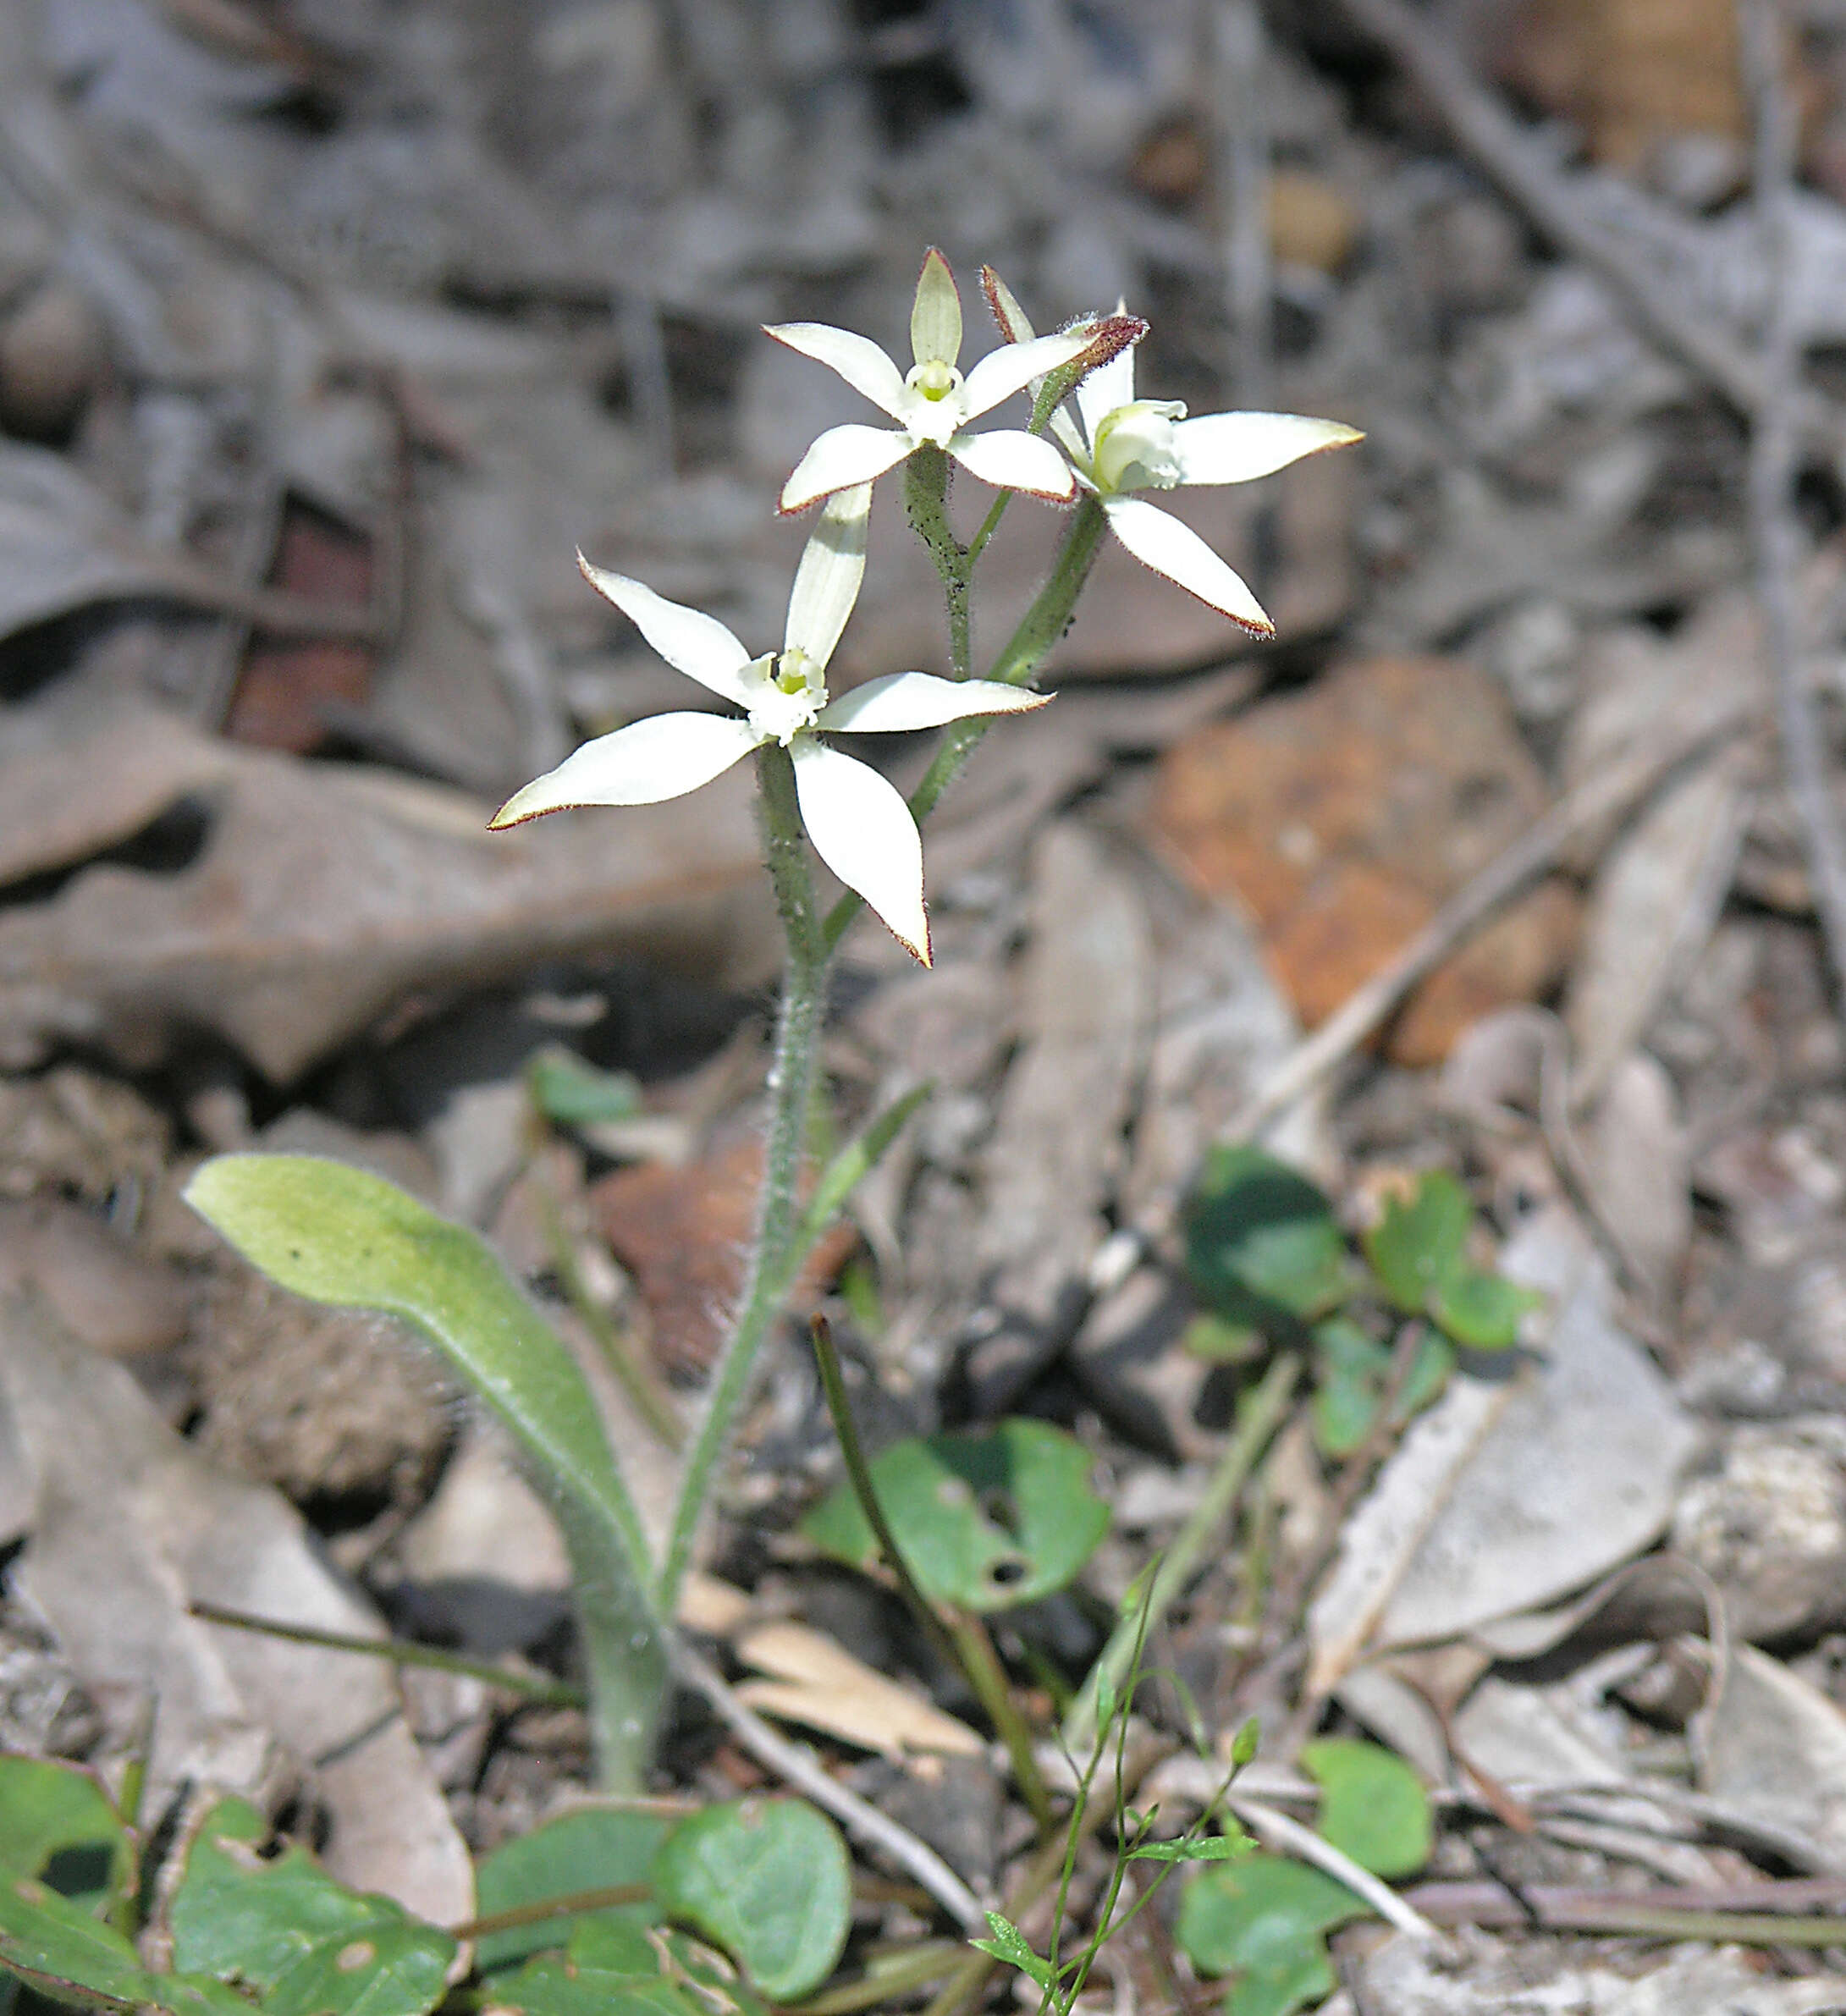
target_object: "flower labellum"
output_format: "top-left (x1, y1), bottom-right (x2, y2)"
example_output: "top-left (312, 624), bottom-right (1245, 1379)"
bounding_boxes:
top-left (489, 485), bottom-right (1050, 966)
top-left (985, 278), bottom-right (1363, 634)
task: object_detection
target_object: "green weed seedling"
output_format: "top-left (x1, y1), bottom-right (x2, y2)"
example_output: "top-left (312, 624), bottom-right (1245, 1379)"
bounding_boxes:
top-left (1182, 1148), bottom-right (1541, 1461)
top-left (1174, 1739), bottom-right (1432, 2016)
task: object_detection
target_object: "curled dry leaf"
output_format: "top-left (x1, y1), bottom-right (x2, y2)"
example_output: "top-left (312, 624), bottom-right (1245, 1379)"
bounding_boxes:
top-left (0, 705), bottom-right (774, 1080)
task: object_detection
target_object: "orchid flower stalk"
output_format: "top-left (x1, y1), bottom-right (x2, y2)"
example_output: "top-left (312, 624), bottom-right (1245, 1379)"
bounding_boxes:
top-left (185, 245), bottom-right (1363, 1806)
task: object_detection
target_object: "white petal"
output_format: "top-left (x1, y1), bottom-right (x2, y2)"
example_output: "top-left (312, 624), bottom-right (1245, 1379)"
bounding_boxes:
top-left (489, 713), bottom-right (763, 824)
top-left (785, 482), bottom-right (870, 668)
top-left (791, 740), bottom-right (930, 965)
top-left (1102, 497), bottom-right (1274, 634)
top-left (910, 247), bottom-right (962, 367)
top-left (1172, 412), bottom-right (1364, 486)
top-left (818, 670), bottom-right (1050, 734)
top-left (577, 556), bottom-right (752, 705)
top-left (762, 322), bottom-right (906, 418)
top-left (780, 425), bottom-right (912, 514)
top-left (1075, 343), bottom-right (1137, 444)
top-left (960, 329), bottom-right (1093, 419)
top-left (946, 429), bottom-right (1076, 499)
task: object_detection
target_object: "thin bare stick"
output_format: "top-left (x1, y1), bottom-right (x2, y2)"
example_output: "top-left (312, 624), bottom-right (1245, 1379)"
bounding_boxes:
top-left (1743, 0), bottom-right (1846, 1004)
top-left (667, 1633), bottom-right (987, 1932)
top-left (1332, 0), bottom-right (1845, 460)
top-left (1226, 1795), bottom-right (1443, 1941)
top-left (1224, 718), bottom-right (1741, 1140)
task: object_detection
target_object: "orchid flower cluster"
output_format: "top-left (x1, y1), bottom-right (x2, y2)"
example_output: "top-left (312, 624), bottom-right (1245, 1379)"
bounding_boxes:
top-left (492, 250), bottom-right (1360, 967)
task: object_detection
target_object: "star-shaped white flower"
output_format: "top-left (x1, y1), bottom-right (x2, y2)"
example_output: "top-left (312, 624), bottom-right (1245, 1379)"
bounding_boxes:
top-left (489, 486), bottom-right (1046, 965)
top-left (1039, 306), bottom-right (1361, 633)
top-left (768, 249), bottom-right (1096, 514)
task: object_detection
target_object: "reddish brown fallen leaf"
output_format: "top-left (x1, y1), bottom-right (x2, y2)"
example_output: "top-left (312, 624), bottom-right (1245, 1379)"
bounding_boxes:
top-left (1149, 654), bottom-right (1579, 1066)
top-left (226, 507), bottom-right (374, 753)
top-left (589, 1135), bottom-right (857, 1376)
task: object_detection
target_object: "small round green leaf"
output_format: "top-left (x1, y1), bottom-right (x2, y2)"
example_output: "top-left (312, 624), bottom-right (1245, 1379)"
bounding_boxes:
top-left (526, 1048), bottom-right (642, 1130)
top-left (473, 1808), bottom-right (667, 1973)
top-left (1174, 1856), bottom-right (1367, 2016)
top-left (497, 1920), bottom-right (718, 2016)
top-left (0, 1758), bottom-right (134, 1916)
top-left (1184, 1147), bottom-right (1352, 1333)
top-left (1429, 1269), bottom-right (1540, 1351)
top-left (1362, 1172), bottom-right (1470, 1314)
top-left (800, 1418), bottom-right (1109, 1611)
top-left (1300, 1738), bottom-right (1432, 1879)
top-left (652, 1800), bottom-right (849, 2001)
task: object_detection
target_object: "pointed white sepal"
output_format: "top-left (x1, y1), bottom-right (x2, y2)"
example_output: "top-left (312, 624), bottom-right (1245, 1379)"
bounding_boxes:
top-left (910, 248), bottom-right (962, 368)
top-left (780, 425), bottom-right (913, 513)
top-left (785, 483), bottom-right (871, 666)
top-left (790, 740), bottom-right (930, 965)
top-left (489, 713), bottom-right (763, 824)
top-left (1172, 412), bottom-right (1364, 486)
top-left (960, 329), bottom-right (1093, 420)
top-left (576, 557), bottom-right (752, 706)
top-left (1101, 497), bottom-right (1274, 634)
top-left (761, 322), bottom-right (906, 420)
top-left (818, 670), bottom-right (1050, 735)
top-left (947, 428), bottom-right (1077, 498)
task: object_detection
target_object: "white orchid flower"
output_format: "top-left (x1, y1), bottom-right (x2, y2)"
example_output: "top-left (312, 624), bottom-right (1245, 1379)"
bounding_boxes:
top-left (1007, 288), bottom-right (1360, 634)
top-left (490, 486), bottom-right (1046, 966)
top-left (768, 249), bottom-right (1097, 515)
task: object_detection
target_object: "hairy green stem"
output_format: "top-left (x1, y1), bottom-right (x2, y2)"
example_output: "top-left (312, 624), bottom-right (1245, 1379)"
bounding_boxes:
top-left (1064, 1352), bottom-right (1298, 1753)
top-left (906, 446), bottom-right (971, 677)
top-left (823, 495), bottom-right (1110, 952)
top-left (661, 744), bottom-right (829, 1608)
top-left (945, 1610), bottom-right (1056, 1835)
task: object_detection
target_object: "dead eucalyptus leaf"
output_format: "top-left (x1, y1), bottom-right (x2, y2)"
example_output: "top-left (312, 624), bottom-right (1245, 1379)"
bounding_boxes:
top-left (1704, 1644), bottom-right (1846, 1873)
top-left (1564, 746), bottom-right (1749, 1104)
top-left (0, 705), bottom-right (774, 1079)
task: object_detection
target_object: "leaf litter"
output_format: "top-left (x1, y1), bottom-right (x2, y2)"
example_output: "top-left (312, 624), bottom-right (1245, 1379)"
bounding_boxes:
top-left (6, 0), bottom-right (1846, 2011)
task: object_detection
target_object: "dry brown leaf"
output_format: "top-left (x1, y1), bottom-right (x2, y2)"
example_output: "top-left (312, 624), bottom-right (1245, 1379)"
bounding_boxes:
top-left (0, 443), bottom-right (377, 646)
top-left (733, 1622), bottom-right (986, 1762)
top-left (0, 705), bottom-right (774, 1079)
top-left (0, 1293), bottom-right (472, 1920)
top-left (967, 820), bottom-right (1153, 1412)
top-left (1152, 654), bottom-right (1579, 1065)
top-left (1564, 746), bottom-right (1750, 1104)
top-left (676, 1575), bottom-right (984, 1762)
